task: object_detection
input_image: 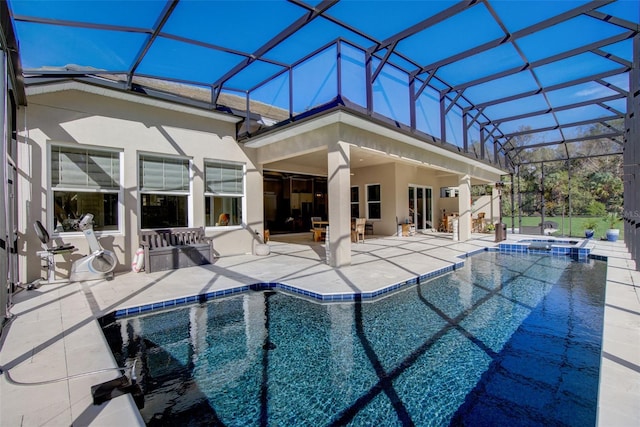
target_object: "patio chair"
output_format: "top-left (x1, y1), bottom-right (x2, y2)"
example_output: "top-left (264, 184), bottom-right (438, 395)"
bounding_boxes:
top-left (473, 212), bottom-right (485, 232)
top-left (310, 217), bottom-right (327, 242)
top-left (365, 221), bottom-right (374, 235)
top-left (354, 218), bottom-right (366, 243)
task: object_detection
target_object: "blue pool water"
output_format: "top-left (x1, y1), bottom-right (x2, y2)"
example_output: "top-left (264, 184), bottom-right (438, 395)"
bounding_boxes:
top-left (101, 252), bottom-right (606, 426)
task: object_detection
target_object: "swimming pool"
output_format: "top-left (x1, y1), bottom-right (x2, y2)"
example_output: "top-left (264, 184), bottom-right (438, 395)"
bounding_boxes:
top-left (101, 251), bottom-right (606, 426)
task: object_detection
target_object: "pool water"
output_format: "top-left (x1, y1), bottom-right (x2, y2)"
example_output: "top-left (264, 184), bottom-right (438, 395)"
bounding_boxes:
top-left (101, 252), bottom-right (606, 426)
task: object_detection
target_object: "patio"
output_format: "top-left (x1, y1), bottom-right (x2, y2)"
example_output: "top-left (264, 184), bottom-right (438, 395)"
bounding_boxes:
top-left (0, 233), bottom-right (637, 426)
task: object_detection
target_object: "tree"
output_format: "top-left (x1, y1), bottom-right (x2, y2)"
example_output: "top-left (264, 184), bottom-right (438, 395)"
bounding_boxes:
top-left (507, 122), bottom-right (623, 217)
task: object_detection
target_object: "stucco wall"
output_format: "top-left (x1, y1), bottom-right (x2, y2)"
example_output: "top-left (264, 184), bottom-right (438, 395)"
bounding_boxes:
top-left (252, 117), bottom-right (503, 239)
top-left (17, 86), bottom-right (262, 282)
top-left (350, 162), bottom-right (396, 235)
top-left (351, 162), bottom-right (467, 235)
top-left (394, 164), bottom-right (439, 226)
top-left (437, 179), bottom-right (461, 218)
top-left (472, 195), bottom-right (494, 220)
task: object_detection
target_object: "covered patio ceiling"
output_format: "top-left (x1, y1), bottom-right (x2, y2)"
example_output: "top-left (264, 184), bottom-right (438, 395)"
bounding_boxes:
top-left (264, 143), bottom-right (481, 180)
top-left (4, 0), bottom-right (639, 169)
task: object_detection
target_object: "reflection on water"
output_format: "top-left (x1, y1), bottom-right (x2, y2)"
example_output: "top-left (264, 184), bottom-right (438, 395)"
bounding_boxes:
top-left (101, 252), bottom-right (606, 426)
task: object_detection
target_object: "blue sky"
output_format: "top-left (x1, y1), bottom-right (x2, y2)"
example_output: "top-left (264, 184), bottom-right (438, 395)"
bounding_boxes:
top-left (7, 0), bottom-right (639, 150)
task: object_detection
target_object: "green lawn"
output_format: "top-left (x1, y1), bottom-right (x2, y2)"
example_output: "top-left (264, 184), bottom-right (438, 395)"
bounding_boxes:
top-left (502, 216), bottom-right (621, 238)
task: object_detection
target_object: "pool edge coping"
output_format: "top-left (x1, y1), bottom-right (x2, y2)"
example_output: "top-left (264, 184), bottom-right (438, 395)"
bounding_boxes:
top-left (106, 246), bottom-right (606, 320)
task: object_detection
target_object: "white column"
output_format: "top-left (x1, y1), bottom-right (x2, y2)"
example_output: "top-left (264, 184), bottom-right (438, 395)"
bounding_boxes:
top-left (491, 186), bottom-right (500, 225)
top-left (457, 174), bottom-right (471, 241)
top-left (327, 141), bottom-right (351, 267)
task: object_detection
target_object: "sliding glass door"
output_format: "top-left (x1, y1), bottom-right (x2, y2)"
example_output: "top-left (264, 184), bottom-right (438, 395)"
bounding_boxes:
top-left (408, 186), bottom-right (433, 230)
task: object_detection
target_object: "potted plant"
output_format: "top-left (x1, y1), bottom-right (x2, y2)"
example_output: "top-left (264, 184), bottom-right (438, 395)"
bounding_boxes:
top-left (583, 218), bottom-right (598, 239)
top-left (605, 212), bottom-right (621, 242)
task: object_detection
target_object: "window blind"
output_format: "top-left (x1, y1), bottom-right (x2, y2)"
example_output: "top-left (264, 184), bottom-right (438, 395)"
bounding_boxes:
top-left (205, 162), bottom-right (243, 194)
top-left (52, 146), bottom-right (120, 189)
top-left (140, 155), bottom-right (189, 192)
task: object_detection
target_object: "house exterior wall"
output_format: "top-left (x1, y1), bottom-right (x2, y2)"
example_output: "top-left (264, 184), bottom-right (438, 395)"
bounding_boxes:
top-left (472, 195), bottom-right (495, 222)
top-left (350, 162), bottom-right (397, 235)
top-left (351, 162), bottom-right (479, 236)
top-left (394, 164), bottom-right (439, 226)
top-left (254, 118), bottom-right (503, 240)
top-left (16, 86), bottom-right (504, 283)
top-left (17, 87), bottom-right (262, 283)
top-left (437, 176), bottom-right (462, 217)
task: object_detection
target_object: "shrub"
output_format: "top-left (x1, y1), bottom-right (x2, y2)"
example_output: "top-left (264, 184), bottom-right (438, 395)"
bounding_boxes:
top-left (583, 218), bottom-right (599, 231)
top-left (605, 212), bottom-right (620, 229)
top-left (586, 201), bottom-right (606, 217)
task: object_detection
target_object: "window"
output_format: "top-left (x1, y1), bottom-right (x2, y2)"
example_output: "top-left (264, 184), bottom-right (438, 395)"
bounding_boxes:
top-left (440, 186), bottom-right (459, 198)
top-left (51, 145), bottom-right (120, 232)
top-left (366, 184), bottom-right (381, 220)
top-left (204, 161), bottom-right (244, 227)
top-left (350, 186), bottom-right (360, 218)
top-left (139, 154), bottom-right (190, 229)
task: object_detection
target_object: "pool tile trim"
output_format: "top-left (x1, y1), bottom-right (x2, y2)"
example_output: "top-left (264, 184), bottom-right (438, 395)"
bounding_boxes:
top-left (110, 247), bottom-right (608, 319)
top-left (497, 238), bottom-right (594, 261)
top-left (111, 252), bottom-right (483, 319)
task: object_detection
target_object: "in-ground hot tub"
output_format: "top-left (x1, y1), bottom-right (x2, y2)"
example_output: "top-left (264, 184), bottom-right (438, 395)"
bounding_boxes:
top-left (499, 237), bottom-right (592, 261)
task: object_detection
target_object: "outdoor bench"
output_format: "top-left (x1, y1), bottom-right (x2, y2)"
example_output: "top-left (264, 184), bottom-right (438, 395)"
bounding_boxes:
top-left (139, 227), bottom-right (214, 273)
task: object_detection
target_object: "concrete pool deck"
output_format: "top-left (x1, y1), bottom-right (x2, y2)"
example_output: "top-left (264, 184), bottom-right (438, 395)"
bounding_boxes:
top-left (0, 232), bottom-right (638, 426)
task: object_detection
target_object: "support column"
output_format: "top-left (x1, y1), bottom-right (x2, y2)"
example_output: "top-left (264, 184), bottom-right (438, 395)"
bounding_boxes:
top-left (510, 173), bottom-right (515, 234)
top-left (0, 51), bottom-right (7, 318)
top-left (540, 162), bottom-right (545, 235)
top-left (627, 34), bottom-right (640, 268)
top-left (517, 166), bottom-right (522, 233)
top-left (568, 161), bottom-right (572, 237)
top-left (327, 141), bottom-right (351, 267)
top-left (491, 185), bottom-right (500, 225)
top-left (457, 174), bottom-right (471, 241)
